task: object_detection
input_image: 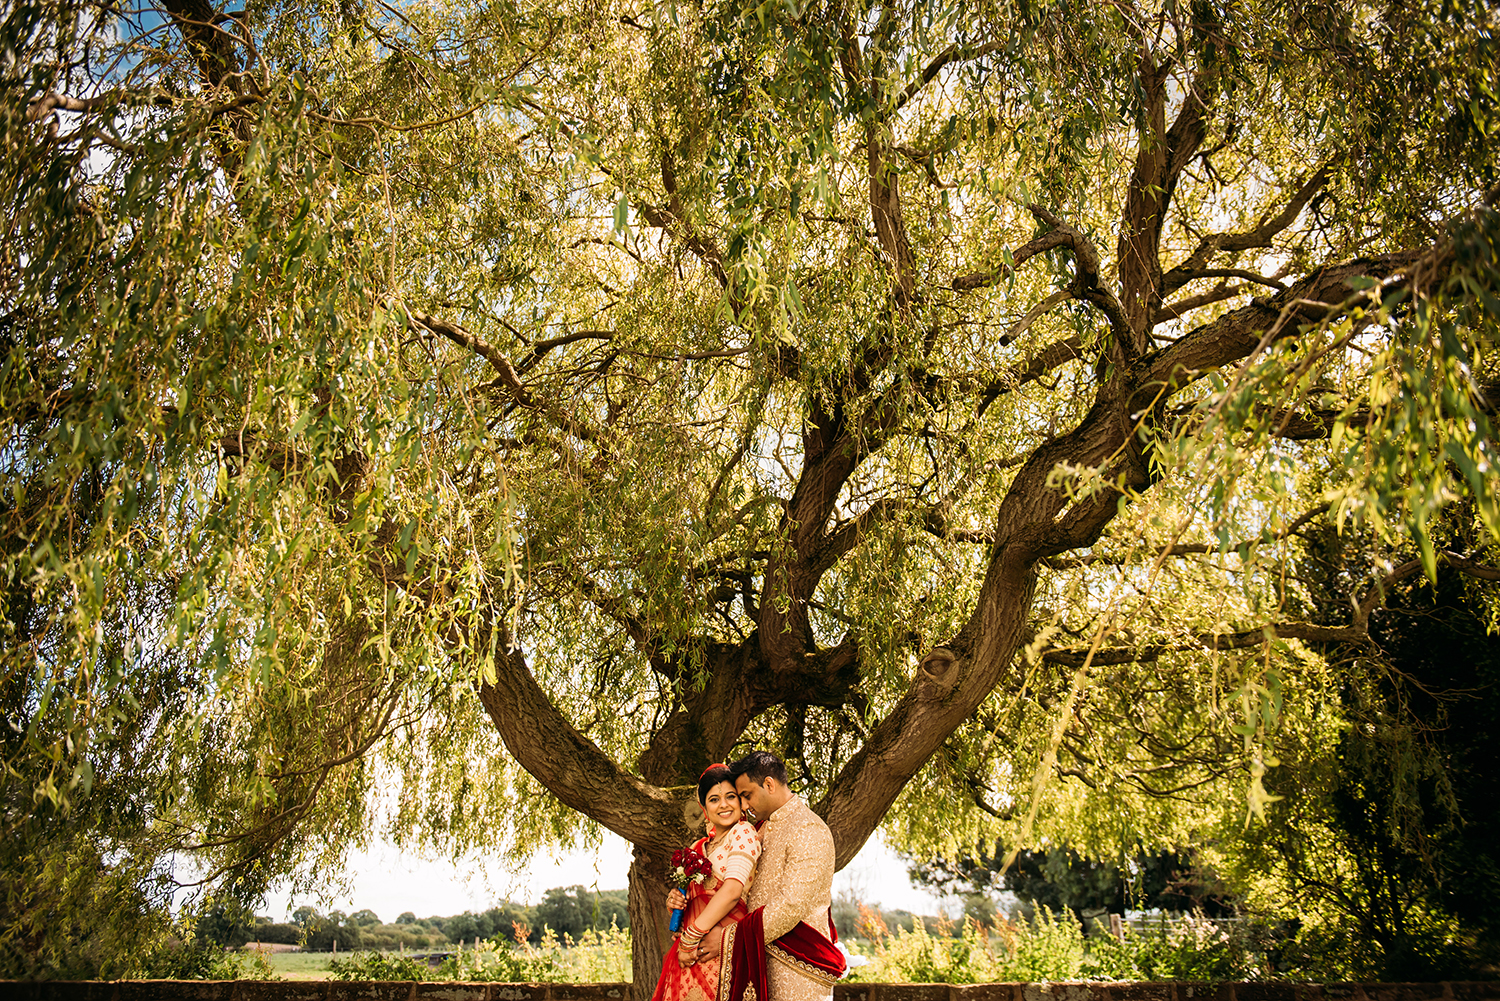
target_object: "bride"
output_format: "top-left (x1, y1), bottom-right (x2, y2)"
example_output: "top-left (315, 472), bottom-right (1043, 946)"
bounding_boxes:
top-left (649, 763), bottom-right (761, 1001)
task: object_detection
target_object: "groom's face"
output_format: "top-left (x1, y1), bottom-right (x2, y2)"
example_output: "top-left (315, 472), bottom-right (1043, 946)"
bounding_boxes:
top-left (735, 775), bottom-right (770, 821)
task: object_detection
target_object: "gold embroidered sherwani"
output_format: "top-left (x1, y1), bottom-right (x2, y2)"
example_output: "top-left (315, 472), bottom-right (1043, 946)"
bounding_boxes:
top-left (745, 795), bottom-right (837, 1001)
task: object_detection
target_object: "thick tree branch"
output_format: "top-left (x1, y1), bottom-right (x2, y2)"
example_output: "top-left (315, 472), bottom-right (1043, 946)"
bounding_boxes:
top-left (1116, 49), bottom-right (1173, 345)
top-left (953, 204), bottom-right (1130, 350)
top-left (918, 508), bottom-right (996, 544)
top-left (1434, 551), bottom-right (1500, 582)
top-left (24, 89), bottom-right (156, 122)
top-left (833, 5), bottom-right (918, 302)
top-left (158, 0), bottom-right (265, 177)
top-left (951, 230), bottom-right (1073, 292)
top-left (1026, 205), bottom-right (1132, 345)
top-left (867, 138), bottom-right (917, 301)
top-left (637, 200), bottom-right (731, 291)
top-left (515, 329), bottom-right (612, 376)
top-left (638, 151), bottom-right (740, 303)
top-left (477, 637), bottom-right (685, 855)
top-left (1177, 268), bottom-right (1288, 292)
top-left (1145, 250), bottom-right (1430, 395)
top-left (407, 307), bottom-right (529, 399)
top-left (161, 0), bottom-right (250, 90)
top-left (962, 764), bottom-right (1015, 820)
top-left (813, 499), bottom-right (908, 577)
top-left (1040, 622), bottom-right (1364, 668)
top-left (1117, 46), bottom-right (1220, 352)
top-left (1000, 289), bottom-right (1073, 345)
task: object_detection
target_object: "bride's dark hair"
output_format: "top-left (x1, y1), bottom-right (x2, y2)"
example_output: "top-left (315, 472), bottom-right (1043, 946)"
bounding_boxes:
top-left (697, 763), bottom-right (736, 804)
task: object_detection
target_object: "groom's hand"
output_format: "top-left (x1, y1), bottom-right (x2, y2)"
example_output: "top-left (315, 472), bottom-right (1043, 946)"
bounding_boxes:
top-left (698, 928), bottom-right (725, 960)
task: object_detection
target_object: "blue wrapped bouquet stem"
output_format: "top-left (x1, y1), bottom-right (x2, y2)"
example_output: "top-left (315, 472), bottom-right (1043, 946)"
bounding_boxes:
top-left (667, 844), bottom-right (711, 937)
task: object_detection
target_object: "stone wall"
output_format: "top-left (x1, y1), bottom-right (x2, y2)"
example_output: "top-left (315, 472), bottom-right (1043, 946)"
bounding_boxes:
top-left (3, 982), bottom-right (1498, 1001)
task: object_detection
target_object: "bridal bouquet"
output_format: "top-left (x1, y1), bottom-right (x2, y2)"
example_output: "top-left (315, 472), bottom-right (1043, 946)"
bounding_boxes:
top-left (667, 845), bottom-right (713, 932)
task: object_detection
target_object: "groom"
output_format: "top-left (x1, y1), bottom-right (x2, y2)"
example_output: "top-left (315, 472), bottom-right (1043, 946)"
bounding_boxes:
top-left (701, 750), bottom-right (845, 1001)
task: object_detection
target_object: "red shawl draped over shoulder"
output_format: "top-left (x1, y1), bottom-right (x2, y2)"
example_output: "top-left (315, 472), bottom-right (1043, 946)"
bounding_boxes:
top-left (719, 907), bottom-right (845, 1001)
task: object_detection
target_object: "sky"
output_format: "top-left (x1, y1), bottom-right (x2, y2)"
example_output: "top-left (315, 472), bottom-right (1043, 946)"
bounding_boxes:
top-left (260, 830), bottom-right (957, 923)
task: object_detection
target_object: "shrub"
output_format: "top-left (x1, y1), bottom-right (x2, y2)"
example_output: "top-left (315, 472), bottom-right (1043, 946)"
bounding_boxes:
top-left (1086, 918), bottom-right (1248, 984)
top-left (865, 918), bottom-right (973, 983)
top-left (438, 935), bottom-right (558, 981)
top-left (553, 921), bottom-right (631, 982)
top-left (847, 906), bottom-right (1100, 984)
top-left (1084, 914), bottom-right (1262, 981)
top-left (996, 908), bottom-right (1085, 982)
top-left (138, 941), bottom-right (276, 980)
top-left (328, 951), bottom-right (434, 982)
top-left (854, 915), bottom-right (1059, 984)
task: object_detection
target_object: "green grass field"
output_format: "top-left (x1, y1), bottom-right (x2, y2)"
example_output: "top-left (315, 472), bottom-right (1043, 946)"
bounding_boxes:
top-left (263, 951), bottom-right (335, 980)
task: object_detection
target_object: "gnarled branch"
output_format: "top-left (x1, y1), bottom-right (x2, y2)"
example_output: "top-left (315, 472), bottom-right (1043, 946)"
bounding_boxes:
top-left (477, 637), bottom-right (686, 855)
top-left (1160, 165), bottom-right (1330, 298)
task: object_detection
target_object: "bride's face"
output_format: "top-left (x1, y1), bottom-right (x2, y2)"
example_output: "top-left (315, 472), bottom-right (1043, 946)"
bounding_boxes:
top-left (703, 780), bottom-right (742, 830)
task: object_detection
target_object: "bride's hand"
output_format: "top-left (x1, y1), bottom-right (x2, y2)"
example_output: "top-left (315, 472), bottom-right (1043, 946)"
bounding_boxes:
top-left (665, 888), bottom-right (687, 909)
top-left (675, 939), bottom-right (699, 967)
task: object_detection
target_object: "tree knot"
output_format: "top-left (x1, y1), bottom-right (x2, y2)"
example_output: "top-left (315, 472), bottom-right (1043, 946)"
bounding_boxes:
top-left (916, 647), bottom-right (960, 696)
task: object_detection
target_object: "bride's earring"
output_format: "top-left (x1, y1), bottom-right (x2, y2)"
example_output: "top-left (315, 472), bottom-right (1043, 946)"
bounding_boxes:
top-left (702, 810), bottom-right (715, 837)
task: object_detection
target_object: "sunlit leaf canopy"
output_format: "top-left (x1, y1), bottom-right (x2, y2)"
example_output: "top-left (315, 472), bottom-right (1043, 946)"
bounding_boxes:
top-left (3, 0), bottom-right (1498, 980)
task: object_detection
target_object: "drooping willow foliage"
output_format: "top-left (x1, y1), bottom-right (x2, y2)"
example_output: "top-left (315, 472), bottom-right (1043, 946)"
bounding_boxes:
top-left (2, 0), bottom-right (1497, 980)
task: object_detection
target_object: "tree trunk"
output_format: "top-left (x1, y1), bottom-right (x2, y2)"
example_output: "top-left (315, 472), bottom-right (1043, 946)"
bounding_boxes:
top-left (628, 843), bottom-right (670, 995)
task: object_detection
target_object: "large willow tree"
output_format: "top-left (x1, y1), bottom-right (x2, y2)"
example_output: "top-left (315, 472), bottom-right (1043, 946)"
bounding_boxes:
top-left (4, 0), bottom-right (1498, 981)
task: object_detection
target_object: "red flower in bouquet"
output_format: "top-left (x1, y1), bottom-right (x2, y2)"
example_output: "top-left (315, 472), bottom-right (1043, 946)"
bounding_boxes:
top-left (668, 845), bottom-right (714, 890)
top-left (666, 845), bottom-right (714, 932)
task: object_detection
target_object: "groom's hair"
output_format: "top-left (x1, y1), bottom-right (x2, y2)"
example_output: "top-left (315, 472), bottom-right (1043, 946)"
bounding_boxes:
top-left (730, 750), bottom-right (787, 787)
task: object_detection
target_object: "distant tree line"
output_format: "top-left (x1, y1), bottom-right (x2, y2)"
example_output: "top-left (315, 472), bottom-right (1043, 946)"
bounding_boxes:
top-left (202, 884), bottom-right (931, 954)
top-left (203, 885), bottom-right (629, 952)
top-left (907, 845), bottom-right (1235, 928)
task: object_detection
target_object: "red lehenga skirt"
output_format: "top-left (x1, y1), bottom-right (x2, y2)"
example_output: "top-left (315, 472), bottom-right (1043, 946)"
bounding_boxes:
top-left (649, 881), bottom-right (749, 1001)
